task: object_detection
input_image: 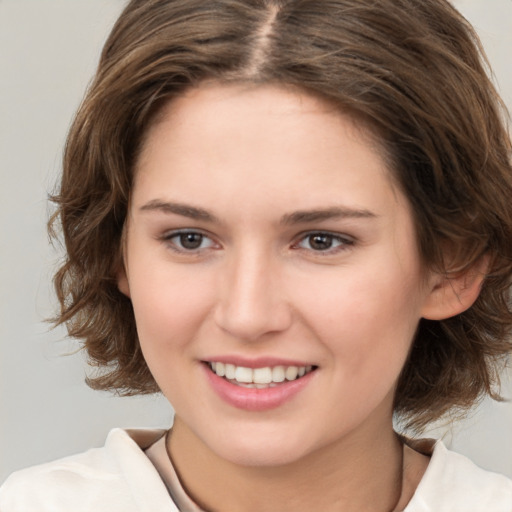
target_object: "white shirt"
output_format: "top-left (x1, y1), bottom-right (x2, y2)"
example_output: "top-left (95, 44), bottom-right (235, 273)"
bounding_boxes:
top-left (1, 428), bottom-right (511, 511)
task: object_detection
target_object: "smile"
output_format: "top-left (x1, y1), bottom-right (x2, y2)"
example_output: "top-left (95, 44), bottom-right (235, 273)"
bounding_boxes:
top-left (207, 362), bottom-right (316, 388)
top-left (203, 360), bottom-right (318, 411)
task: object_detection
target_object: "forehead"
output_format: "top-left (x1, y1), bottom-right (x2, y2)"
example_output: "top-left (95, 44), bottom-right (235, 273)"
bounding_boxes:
top-left (139, 82), bottom-right (386, 161)
top-left (133, 82), bottom-right (404, 222)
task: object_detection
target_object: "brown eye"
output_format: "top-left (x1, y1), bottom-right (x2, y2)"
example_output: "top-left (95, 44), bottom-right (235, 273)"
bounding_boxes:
top-left (179, 232), bottom-right (204, 250)
top-left (308, 234), bottom-right (334, 251)
top-left (164, 230), bottom-right (215, 252)
top-left (296, 232), bottom-right (353, 253)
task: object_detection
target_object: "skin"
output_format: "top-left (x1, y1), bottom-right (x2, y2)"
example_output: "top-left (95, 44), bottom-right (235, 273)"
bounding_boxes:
top-left (118, 83), bottom-right (479, 511)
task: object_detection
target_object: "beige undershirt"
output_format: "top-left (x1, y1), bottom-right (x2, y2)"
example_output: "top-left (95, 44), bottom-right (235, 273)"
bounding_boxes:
top-left (145, 433), bottom-right (204, 512)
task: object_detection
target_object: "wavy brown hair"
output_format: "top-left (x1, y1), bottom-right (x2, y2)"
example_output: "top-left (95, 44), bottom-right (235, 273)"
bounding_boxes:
top-left (50, 0), bottom-right (512, 431)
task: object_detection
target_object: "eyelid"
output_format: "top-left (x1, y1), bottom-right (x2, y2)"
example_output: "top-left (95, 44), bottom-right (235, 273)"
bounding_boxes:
top-left (161, 227), bottom-right (209, 240)
top-left (160, 228), bottom-right (221, 253)
top-left (158, 228), bottom-right (354, 256)
top-left (292, 230), bottom-right (355, 254)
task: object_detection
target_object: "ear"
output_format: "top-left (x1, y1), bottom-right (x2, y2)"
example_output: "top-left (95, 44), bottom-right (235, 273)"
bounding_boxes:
top-left (117, 265), bottom-right (131, 298)
top-left (421, 256), bottom-right (488, 321)
top-left (116, 224), bottom-right (131, 298)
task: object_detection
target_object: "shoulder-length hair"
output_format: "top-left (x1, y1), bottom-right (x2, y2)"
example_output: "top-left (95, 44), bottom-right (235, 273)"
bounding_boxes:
top-left (50, 0), bottom-right (512, 431)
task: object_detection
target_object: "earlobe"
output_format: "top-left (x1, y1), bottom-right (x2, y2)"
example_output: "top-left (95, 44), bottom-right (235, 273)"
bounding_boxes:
top-left (421, 257), bottom-right (488, 321)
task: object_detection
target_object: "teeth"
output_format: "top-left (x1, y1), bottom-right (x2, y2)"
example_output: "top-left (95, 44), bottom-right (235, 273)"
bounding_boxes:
top-left (209, 362), bottom-right (314, 386)
top-left (254, 367), bottom-right (272, 384)
top-left (215, 362), bottom-right (225, 377)
top-left (272, 366), bottom-right (285, 383)
top-left (235, 366), bottom-right (253, 383)
top-left (225, 363), bottom-right (236, 380)
top-left (285, 366), bottom-right (298, 381)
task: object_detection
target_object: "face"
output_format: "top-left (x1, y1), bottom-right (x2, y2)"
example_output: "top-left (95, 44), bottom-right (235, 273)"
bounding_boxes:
top-left (119, 83), bottom-right (436, 467)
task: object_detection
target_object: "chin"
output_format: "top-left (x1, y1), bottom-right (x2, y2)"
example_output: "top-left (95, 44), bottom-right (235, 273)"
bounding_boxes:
top-left (203, 424), bottom-right (320, 467)
top-left (220, 443), bottom-right (308, 468)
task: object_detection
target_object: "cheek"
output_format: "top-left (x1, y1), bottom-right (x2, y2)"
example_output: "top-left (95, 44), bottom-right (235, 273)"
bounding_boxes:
top-left (128, 261), bottom-right (216, 355)
top-left (128, 266), bottom-right (218, 403)
top-left (294, 257), bottom-right (423, 372)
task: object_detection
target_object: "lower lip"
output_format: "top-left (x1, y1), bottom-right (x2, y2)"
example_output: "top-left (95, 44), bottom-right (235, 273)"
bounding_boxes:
top-left (202, 364), bottom-right (316, 411)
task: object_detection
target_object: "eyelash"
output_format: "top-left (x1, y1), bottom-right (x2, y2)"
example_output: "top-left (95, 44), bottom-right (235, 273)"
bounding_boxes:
top-left (293, 231), bottom-right (354, 255)
top-left (161, 230), bottom-right (218, 254)
top-left (160, 230), bottom-right (354, 256)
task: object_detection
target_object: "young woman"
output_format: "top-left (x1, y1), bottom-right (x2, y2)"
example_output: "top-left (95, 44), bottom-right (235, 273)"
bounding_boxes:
top-left (1, 0), bottom-right (511, 510)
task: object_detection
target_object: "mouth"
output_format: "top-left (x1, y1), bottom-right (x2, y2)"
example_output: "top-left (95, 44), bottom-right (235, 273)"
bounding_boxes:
top-left (204, 361), bottom-right (317, 389)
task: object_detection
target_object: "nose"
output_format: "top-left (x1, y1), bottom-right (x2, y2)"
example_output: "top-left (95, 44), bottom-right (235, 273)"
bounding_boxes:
top-left (213, 247), bottom-right (293, 342)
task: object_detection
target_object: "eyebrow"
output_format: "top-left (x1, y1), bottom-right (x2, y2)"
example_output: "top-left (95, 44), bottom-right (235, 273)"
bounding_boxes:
top-left (280, 206), bottom-right (377, 225)
top-left (139, 200), bottom-right (377, 225)
top-left (139, 200), bottom-right (219, 223)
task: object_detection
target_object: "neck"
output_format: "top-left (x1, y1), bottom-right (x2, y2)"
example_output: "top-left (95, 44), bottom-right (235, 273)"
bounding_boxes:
top-left (168, 419), bottom-right (407, 512)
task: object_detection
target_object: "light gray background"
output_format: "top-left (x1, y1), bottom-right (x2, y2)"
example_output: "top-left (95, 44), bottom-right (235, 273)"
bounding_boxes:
top-left (1, 0), bottom-right (511, 484)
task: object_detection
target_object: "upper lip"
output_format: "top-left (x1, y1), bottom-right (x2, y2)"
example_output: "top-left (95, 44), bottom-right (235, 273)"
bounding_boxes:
top-left (202, 356), bottom-right (315, 368)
